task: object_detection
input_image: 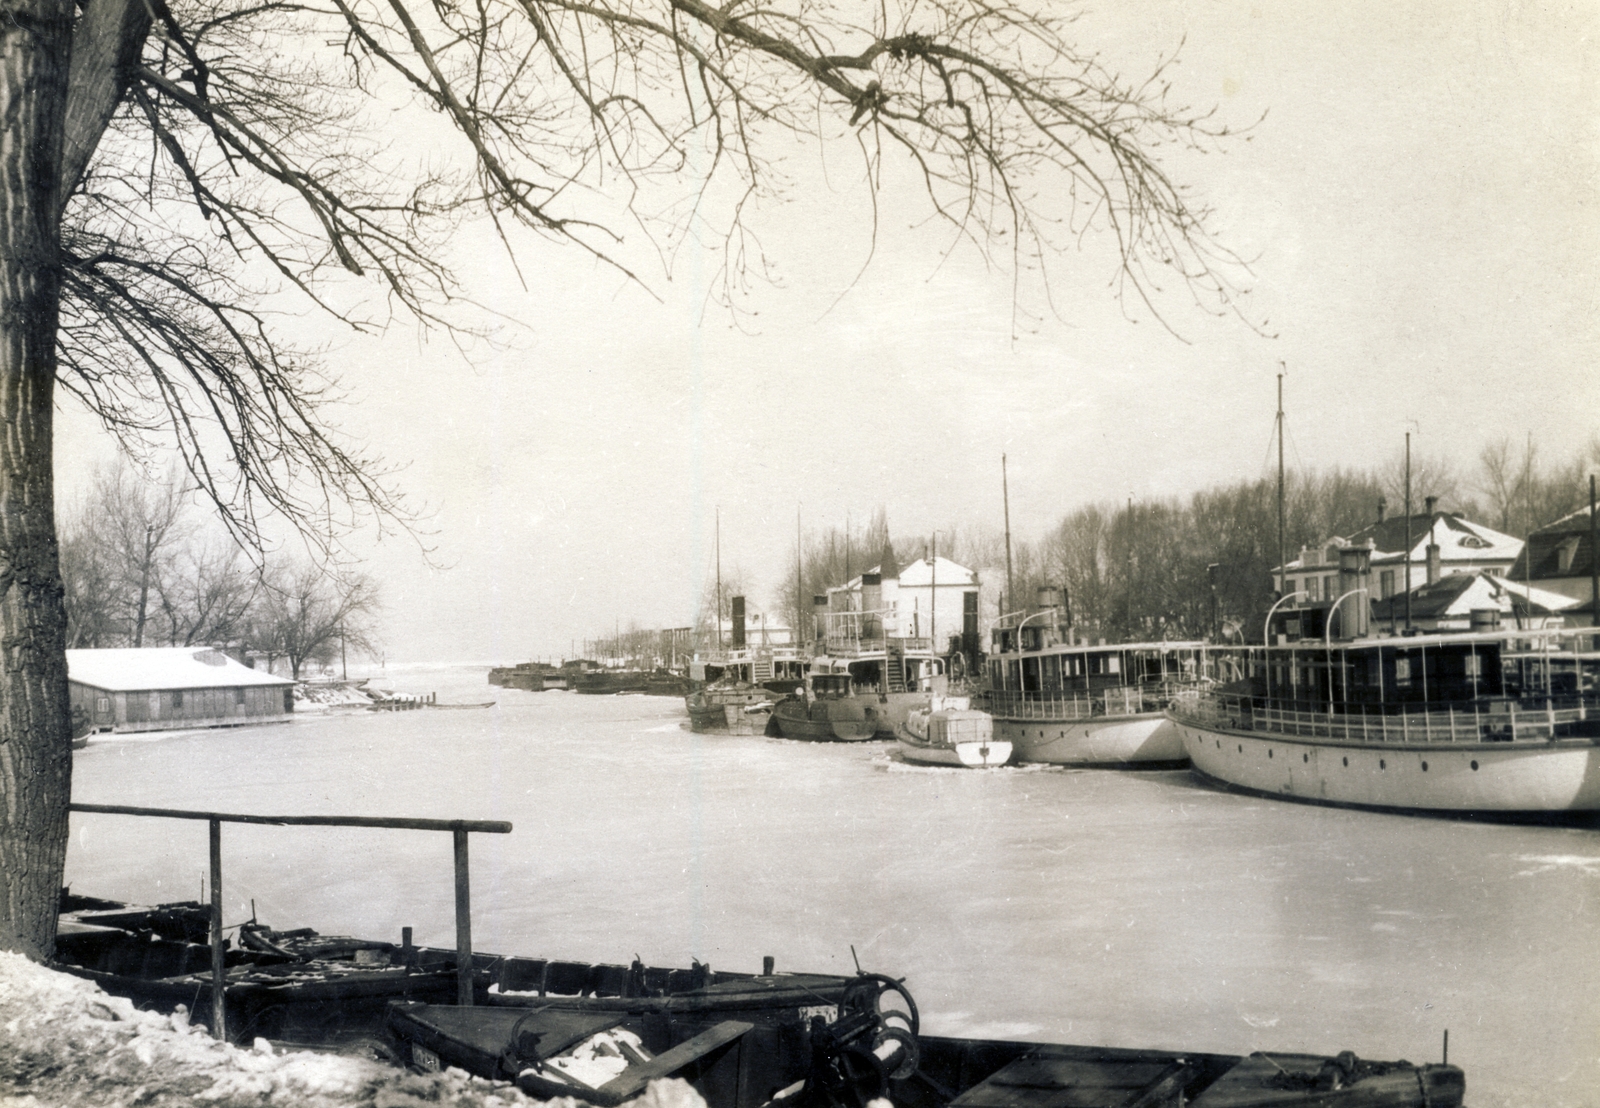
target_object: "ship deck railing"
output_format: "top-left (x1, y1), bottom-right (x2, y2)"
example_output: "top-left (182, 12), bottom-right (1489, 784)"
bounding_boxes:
top-left (1172, 692), bottom-right (1600, 745)
top-left (985, 681), bottom-right (1198, 720)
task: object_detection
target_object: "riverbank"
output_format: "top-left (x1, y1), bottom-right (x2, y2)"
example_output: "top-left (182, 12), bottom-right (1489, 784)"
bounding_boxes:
top-left (0, 952), bottom-right (705, 1108)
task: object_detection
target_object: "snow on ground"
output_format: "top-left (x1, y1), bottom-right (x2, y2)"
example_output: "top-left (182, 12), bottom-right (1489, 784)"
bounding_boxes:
top-left (0, 953), bottom-right (707, 1108)
top-left (294, 683), bottom-right (381, 713)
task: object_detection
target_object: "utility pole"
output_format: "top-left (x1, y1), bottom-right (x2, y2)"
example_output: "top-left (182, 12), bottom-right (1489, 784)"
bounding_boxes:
top-left (715, 506), bottom-right (723, 649)
top-left (1589, 474), bottom-right (1598, 628)
top-left (1002, 454), bottom-right (1015, 618)
top-left (1276, 368), bottom-right (1286, 599)
top-left (1404, 432), bottom-right (1412, 632)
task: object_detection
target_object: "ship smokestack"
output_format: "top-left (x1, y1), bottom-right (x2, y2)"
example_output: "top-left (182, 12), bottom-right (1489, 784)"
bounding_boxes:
top-left (1337, 546), bottom-right (1371, 640)
top-left (1376, 497), bottom-right (1387, 523)
top-left (861, 573), bottom-right (883, 639)
top-left (1425, 495), bottom-right (1438, 516)
top-left (813, 595), bottom-right (828, 646)
top-left (731, 596), bottom-right (746, 648)
top-left (1426, 543), bottom-right (1441, 585)
top-left (1470, 608), bottom-right (1500, 633)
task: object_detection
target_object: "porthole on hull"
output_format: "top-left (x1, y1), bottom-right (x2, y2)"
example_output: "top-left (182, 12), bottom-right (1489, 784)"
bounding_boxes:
top-left (1380, 759), bottom-right (1386, 770)
top-left (1471, 760), bottom-right (1479, 771)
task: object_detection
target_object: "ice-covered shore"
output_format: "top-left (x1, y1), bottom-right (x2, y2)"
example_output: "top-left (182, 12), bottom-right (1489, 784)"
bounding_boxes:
top-left (0, 953), bottom-right (705, 1108)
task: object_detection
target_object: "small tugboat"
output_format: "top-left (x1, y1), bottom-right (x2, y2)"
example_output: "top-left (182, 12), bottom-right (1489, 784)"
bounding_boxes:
top-left (770, 643), bottom-right (945, 743)
top-left (896, 697), bottom-right (1010, 767)
top-left (686, 681), bottom-right (778, 735)
top-left (1169, 548), bottom-right (1600, 814)
top-left (386, 971), bottom-right (1464, 1108)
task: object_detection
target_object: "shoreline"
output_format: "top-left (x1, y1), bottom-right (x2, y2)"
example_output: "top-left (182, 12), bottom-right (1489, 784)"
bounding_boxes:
top-left (0, 951), bottom-right (708, 1108)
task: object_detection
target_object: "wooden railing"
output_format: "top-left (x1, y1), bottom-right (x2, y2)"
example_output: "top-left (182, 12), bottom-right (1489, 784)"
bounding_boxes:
top-left (68, 804), bottom-right (512, 1041)
top-left (1171, 694), bottom-right (1600, 746)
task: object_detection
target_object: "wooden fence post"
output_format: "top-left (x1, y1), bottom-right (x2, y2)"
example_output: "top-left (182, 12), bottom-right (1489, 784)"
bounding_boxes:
top-left (454, 828), bottom-right (473, 1006)
top-left (209, 818), bottom-right (226, 1040)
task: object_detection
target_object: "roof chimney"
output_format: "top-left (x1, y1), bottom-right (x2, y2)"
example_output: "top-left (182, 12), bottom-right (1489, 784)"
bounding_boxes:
top-left (1376, 497), bottom-right (1387, 523)
top-left (1425, 495), bottom-right (1438, 516)
top-left (1426, 544), bottom-right (1441, 585)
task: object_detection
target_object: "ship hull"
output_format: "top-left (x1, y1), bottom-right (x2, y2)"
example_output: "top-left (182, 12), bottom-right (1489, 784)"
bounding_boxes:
top-left (994, 712), bottom-right (1187, 767)
top-left (1174, 716), bottom-right (1600, 813)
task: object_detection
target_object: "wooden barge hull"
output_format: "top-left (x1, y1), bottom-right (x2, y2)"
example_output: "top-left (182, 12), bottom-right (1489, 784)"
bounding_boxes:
top-left (995, 711), bottom-right (1186, 767)
top-left (1174, 717), bottom-right (1600, 813)
top-left (387, 999), bottom-right (1463, 1108)
top-left (54, 897), bottom-right (845, 1048)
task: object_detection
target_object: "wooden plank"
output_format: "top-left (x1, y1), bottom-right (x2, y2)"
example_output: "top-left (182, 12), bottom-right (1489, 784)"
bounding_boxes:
top-left (951, 1054), bottom-right (1187, 1108)
top-left (595, 1020), bottom-right (754, 1102)
top-left (1190, 1054), bottom-right (1455, 1108)
top-left (69, 803), bottom-right (511, 834)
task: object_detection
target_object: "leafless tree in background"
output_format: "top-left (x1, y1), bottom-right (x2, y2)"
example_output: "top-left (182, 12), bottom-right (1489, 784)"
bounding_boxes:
top-left (252, 562), bottom-right (380, 681)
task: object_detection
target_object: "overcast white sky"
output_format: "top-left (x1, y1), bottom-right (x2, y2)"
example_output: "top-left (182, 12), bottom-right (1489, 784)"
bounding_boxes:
top-left (55, 1), bottom-right (1600, 663)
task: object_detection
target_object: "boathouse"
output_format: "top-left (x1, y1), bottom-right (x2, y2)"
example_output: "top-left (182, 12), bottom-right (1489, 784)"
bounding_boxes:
top-left (68, 648), bottom-right (295, 735)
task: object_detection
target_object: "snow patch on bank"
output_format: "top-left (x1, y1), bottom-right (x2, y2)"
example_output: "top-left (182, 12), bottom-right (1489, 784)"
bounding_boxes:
top-left (0, 953), bottom-right (707, 1108)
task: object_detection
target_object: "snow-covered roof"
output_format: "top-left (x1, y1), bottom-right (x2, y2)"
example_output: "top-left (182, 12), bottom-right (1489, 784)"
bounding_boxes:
top-left (829, 556), bottom-right (978, 593)
top-left (1278, 512), bottom-right (1522, 572)
top-left (1371, 573), bottom-right (1580, 621)
top-left (67, 648), bottom-right (294, 691)
top-left (895, 556), bottom-right (979, 588)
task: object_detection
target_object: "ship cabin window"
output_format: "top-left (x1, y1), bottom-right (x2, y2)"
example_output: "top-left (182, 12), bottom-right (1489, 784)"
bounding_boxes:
top-left (1020, 626), bottom-right (1042, 651)
top-left (1380, 570), bottom-right (1395, 599)
top-left (989, 659), bottom-right (1003, 688)
top-left (1062, 654), bottom-right (1083, 679)
top-left (1394, 656), bottom-right (1412, 688)
top-left (1304, 577), bottom-right (1319, 601)
top-left (1021, 657), bottom-right (1041, 692)
top-left (1324, 575), bottom-right (1336, 599)
top-left (1007, 660), bottom-right (1021, 690)
top-left (1042, 654), bottom-right (1062, 691)
top-left (813, 674), bottom-right (852, 698)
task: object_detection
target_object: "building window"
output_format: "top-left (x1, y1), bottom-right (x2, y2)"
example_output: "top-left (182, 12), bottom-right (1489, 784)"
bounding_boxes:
top-left (96, 697), bottom-right (109, 714)
top-left (172, 690), bottom-right (184, 708)
top-left (1380, 570), bottom-right (1394, 599)
top-left (235, 687), bottom-right (246, 705)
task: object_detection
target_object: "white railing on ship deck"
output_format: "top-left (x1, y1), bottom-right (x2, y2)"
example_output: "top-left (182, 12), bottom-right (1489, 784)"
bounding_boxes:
top-left (986, 682), bottom-right (1194, 720)
top-left (1172, 693), bottom-right (1599, 745)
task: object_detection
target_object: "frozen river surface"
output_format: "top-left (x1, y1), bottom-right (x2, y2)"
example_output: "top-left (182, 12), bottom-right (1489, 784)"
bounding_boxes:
top-left (66, 664), bottom-right (1600, 1107)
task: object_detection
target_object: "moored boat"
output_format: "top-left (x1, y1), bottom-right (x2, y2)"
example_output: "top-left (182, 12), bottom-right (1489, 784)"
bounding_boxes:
top-left (53, 894), bottom-right (845, 1049)
top-left (686, 681), bottom-right (778, 735)
top-left (984, 590), bottom-right (1209, 767)
top-left (1169, 559), bottom-right (1600, 814)
top-left (896, 697), bottom-right (1010, 767)
top-left (387, 970), bottom-right (1464, 1108)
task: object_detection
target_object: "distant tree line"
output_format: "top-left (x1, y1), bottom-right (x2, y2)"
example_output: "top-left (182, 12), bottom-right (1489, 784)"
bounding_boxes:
top-left (763, 437), bottom-right (1600, 651)
top-left (60, 462), bottom-right (380, 680)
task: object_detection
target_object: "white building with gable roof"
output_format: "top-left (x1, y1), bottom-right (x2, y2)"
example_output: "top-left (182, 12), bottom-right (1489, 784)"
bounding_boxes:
top-left (69, 647), bottom-right (295, 737)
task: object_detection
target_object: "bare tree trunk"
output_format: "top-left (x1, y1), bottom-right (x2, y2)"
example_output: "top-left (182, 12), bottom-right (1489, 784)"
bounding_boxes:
top-left (0, 0), bottom-right (74, 960)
